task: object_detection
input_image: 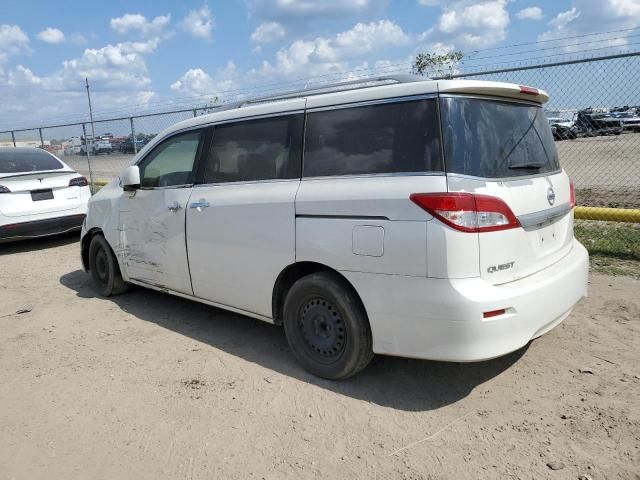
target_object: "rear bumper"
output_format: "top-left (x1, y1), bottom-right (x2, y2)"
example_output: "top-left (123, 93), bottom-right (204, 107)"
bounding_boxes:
top-left (344, 239), bottom-right (589, 362)
top-left (0, 214), bottom-right (85, 242)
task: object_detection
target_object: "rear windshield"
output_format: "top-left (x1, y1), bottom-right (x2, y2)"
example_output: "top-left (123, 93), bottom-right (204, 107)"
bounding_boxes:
top-left (0, 149), bottom-right (64, 174)
top-left (440, 97), bottom-right (560, 178)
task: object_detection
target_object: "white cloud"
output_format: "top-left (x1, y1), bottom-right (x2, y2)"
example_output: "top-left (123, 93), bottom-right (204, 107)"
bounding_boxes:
top-left (251, 22), bottom-right (286, 43)
top-left (110, 13), bottom-right (171, 38)
top-left (420, 0), bottom-right (510, 49)
top-left (59, 40), bottom-right (159, 90)
top-left (68, 33), bottom-right (87, 45)
top-left (7, 65), bottom-right (42, 86)
top-left (517, 6), bottom-right (543, 20)
top-left (171, 61), bottom-right (237, 97)
top-left (37, 27), bottom-right (65, 44)
top-left (0, 46), bottom-right (159, 128)
top-left (0, 24), bottom-right (30, 64)
top-left (608, 0), bottom-right (640, 16)
top-left (181, 6), bottom-right (214, 40)
top-left (248, 0), bottom-right (386, 21)
top-left (258, 20), bottom-right (410, 78)
top-left (539, 1), bottom-right (640, 48)
top-left (548, 7), bottom-right (581, 29)
top-left (0, 13), bottom-right (180, 127)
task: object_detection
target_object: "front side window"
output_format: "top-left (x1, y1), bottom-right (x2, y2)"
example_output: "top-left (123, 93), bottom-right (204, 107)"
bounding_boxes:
top-left (139, 130), bottom-right (202, 188)
top-left (303, 99), bottom-right (443, 177)
top-left (202, 114), bottom-right (303, 184)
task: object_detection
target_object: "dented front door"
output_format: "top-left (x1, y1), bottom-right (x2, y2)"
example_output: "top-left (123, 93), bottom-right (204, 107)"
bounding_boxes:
top-left (118, 187), bottom-right (193, 294)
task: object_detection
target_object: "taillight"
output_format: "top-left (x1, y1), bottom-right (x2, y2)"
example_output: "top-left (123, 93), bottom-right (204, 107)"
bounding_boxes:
top-left (409, 193), bottom-right (520, 233)
top-left (0, 185), bottom-right (10, 193)
top-left (569, 180), bottom-right (576, 209)
top-left (69, 176), bottom-right (88, 187)
top-left (519, 85), bottom-right (539, 96)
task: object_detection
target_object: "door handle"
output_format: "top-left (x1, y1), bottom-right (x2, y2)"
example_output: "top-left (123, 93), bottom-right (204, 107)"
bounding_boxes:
top-left (189, 200), bottom-right (210, 209)
top-left (167, 201), bottom-right (182, 212)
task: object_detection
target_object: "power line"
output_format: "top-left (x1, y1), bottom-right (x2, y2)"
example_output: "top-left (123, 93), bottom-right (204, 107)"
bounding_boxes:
top-left (461, 26), bottom-right (640, 54)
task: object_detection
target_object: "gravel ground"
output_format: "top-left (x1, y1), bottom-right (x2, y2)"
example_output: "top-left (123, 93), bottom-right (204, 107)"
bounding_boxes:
top-left (0, 236), bottom-right (639, 480)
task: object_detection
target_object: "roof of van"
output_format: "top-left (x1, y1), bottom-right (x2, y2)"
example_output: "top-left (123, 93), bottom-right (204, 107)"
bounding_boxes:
top-left (131, 78), bottom-right (549, 162)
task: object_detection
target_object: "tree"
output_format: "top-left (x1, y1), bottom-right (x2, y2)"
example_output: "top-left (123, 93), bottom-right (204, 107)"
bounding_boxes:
top-left (412, 50), bottom-right (464, 79)
top-left (198, 95), bottom-right (220, 115)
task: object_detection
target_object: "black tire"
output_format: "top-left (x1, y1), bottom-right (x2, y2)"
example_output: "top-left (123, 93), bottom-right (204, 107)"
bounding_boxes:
top-left (283, 272), bottom-right (373, 380)
top-left (88, 234), bottom-right (129, 297)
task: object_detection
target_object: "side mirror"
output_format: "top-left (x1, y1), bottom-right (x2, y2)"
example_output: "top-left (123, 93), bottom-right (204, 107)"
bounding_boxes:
top-left (122, 165), bottom-right (141, 191)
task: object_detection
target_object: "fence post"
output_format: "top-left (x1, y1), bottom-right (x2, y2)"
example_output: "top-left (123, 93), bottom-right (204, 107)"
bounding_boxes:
top-left (39, 128), bottom-right (44, 148)
top-left (82, 123), bottom-right (96, 194)
top-left (11, 131), bottom-right (16, 147)
top-left (130, 117), bottom-right (137, 154)
top-left (193, 108), bottom-right (198, 117)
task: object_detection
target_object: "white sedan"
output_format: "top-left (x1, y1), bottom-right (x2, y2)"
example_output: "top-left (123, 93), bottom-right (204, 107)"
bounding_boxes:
top-left (0, 147), bottom-right (90, 242)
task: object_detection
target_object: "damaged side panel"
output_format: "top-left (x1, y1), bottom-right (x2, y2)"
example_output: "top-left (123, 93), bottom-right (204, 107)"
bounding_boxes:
top-left (82, 178), bottom-right (126, 275)
top-left (118, 187), bottom-right (194, 295)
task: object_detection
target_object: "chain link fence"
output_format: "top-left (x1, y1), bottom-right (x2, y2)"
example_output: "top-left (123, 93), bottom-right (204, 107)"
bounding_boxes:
top-left (1, 52), bottom-right (638, 259)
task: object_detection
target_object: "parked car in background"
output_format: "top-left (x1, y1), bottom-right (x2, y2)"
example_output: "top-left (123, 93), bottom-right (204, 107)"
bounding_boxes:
top-left (548, 117), bottom-right (577, 140)
top-left (81, 139), bottom-right (113, 155)
top-left (611, 110), bottom-right (640, 132)
top-left (95, 140), bottom-right (113, 154)
top-left (574, 109), bottom-right (623, 136)
top-left (118, 138), bottom-right (146, 154)
top-left (81, 77), bottom-right (588, 379)
top-left (0, 147), bottom-right (90, 242)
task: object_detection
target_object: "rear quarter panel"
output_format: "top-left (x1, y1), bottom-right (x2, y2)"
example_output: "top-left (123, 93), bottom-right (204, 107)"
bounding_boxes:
top-left (295, 175), bottom-right (447, 277)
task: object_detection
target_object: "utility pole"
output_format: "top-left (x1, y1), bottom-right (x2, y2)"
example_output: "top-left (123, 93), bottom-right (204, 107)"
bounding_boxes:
top-left (85, 78), bottom-right (97, 193)
top-left (85, 77), bottom-right (97, 153)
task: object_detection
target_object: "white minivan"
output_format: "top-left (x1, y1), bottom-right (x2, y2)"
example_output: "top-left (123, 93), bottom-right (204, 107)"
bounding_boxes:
top-left (80, 76), bottom-right (589, 379)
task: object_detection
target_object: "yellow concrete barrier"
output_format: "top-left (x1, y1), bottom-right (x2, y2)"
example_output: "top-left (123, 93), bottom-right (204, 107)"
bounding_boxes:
top-left (575, 206), bottom-right (640, 223)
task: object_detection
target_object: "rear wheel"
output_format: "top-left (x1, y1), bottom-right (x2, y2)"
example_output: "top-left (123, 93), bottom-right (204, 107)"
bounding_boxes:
top-left (89, 234), bottom-right (128, 297)
top-left (283, 272), bottom-right (373, 380)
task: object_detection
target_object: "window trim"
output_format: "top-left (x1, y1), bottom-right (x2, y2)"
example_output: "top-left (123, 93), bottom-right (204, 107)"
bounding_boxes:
top-left (194, 112), bottom-right (304, 187)
top-left (135, 128), bottom-right (205, 190)
top-left (305, 93), bottom-right (437, 114)
top-left (302, 96), bottom-right (444, 179)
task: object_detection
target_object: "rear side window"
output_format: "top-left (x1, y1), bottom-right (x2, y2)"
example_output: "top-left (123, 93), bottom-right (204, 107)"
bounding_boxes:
top-left (303, 99), bottom-right (442, 177)
top-left (440, 97), bottom-right (560, 178)
top-left (0, 149), bottom-right (64, 174)
top-left (202, 114), bottom-right (303, 184)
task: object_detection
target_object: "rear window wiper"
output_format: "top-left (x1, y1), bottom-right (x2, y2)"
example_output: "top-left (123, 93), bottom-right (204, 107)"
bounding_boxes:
top-left (508, 163), bottom-right (544, 170)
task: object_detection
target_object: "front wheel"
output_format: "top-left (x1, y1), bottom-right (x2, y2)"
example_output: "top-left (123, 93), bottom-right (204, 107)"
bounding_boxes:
top-left (283, 272), bottom-right (373, 380)
top-left (88, 234), bottom-right (129, 297)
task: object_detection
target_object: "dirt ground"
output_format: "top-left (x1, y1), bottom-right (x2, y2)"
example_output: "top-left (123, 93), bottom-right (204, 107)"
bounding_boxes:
top-left (1, 235), bottom-right (639, 480)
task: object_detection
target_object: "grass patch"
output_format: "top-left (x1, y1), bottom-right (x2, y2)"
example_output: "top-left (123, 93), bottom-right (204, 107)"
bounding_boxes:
top-left (588, 256), bottom-right (640, 278)
top-left (575, 220), bottom-right (640, 261)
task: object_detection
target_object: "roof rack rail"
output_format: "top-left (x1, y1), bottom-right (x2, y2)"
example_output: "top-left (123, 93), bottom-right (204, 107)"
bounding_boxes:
top-left (210, 74), bottom-right (427, 113)
top-left (245, 74), bottom-right (425, 105)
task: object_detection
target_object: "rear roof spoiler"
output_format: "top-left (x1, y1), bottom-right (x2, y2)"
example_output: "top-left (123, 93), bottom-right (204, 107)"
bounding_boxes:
top-left (438, 80), bottom-right (550, 104)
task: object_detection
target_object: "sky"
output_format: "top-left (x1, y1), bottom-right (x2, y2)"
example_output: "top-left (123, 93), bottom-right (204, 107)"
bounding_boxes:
top-left (1, 0), bottom-right (639, 130)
